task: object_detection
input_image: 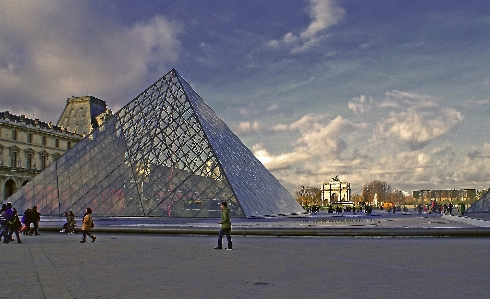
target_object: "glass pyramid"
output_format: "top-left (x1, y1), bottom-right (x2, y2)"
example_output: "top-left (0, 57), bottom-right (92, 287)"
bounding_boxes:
top-left (466, 190), bottom-right (490, 213)
top-left (8, 69), bottom-right (305, 218)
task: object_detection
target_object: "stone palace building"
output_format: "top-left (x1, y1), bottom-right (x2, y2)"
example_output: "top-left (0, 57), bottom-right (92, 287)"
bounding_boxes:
top-left (0, 96), bottom-right (110, 201)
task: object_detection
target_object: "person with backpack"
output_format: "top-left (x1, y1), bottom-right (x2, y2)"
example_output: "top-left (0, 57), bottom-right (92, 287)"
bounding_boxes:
top-left (80, 207), bottom-right (96, 243)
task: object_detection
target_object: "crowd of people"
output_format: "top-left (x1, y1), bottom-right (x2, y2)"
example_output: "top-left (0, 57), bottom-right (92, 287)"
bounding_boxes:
top-left (325, 204), bottom-right (374, 215)
top-left (306, 201), bottom-right (468, 217)
top-left (0, 202), bottom-right (41, 244)
top-left (414, 201), bottom-right (466, 215)
top-left (0, 203), bottom-right (96, 244)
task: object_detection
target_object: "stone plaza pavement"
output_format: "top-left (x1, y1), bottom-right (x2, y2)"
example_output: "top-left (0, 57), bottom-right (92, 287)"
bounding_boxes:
top-left (1, 213), bottom-right (490, 299)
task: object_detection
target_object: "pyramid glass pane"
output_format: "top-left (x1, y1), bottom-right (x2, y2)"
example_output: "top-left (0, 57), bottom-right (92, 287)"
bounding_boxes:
top-left (466, 190), bottom-right (490, 213)
top-left (8, 69), bottom-right (304, 218)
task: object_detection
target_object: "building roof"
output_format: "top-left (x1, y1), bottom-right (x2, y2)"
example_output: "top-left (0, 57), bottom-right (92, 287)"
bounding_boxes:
top-left (57, 96), bottom-right (108, 135)
top-left (0, 111), bottom-right (81, 137)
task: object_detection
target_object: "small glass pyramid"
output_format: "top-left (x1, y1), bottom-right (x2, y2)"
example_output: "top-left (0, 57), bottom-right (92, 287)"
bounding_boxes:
top-left (9, 69), bottom-right (304, 218)
top-left (466, 190), bottom-right (490, 213)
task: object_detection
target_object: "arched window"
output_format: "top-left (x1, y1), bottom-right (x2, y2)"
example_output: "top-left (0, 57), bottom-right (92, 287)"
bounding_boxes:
top-left (5, 179), bottom-right (16, 200)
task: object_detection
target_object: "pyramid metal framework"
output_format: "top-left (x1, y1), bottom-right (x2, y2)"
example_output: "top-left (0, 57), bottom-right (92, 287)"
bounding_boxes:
top-left (466, 189), bottom-right (490, 213)
top-left (9, 69), bottom-right (304, 218)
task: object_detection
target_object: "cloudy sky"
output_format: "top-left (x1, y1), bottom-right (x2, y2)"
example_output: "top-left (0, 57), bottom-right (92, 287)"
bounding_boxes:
top-left (1, 0), bottom-right (490, 195)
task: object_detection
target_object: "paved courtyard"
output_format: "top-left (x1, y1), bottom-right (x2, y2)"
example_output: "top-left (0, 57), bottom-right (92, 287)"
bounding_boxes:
top-left (1, 231), bottom-right (489, 299)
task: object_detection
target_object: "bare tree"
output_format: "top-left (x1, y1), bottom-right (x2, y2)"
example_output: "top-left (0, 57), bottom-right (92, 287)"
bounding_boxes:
top-left (296, 185), bottom-right (321, 206)
top-left (362, 180), bottom-right (391, 203)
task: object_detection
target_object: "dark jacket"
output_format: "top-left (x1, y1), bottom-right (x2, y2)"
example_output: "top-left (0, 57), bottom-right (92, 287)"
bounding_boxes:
top-left (5, 207), bottom-right (13, 221)
top-left (22, 210), bottom-right (32, 224)
top-left (219, 208), bottom-right (231, 229)
top-left (9, 215), bottom-right (22, 230)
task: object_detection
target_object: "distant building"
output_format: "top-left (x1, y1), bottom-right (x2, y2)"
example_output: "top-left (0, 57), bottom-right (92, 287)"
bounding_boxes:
top-left (0, 96), bottom-right (109, 201)
top-left (320, 176), bottom-right (352, 206)
top-left (412, 189), bottom-right (476, 203)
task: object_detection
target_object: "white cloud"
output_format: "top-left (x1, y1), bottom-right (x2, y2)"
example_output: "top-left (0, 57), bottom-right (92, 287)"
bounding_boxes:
top-left (283, 32), bottom-right (300, 45)
top-left (266, 0), bottom-right (345, 54)
top-left (348, 95), bottom-right (372, 114)
top-left (267, 104), bottom-right (279, 111)
top-left (377, 91), bottom-right (463, 150)
top-left (271, 123), bottom-right (289, 132)
top-left (289, 113), bottom-right (325, 130)
top-left (295, 115), bottom-right (358, 158)
top-left (253, 90), bottom-right (469, 193)
top-left (0, 2), bottom-right (182, 116)
top-left (253, 144), bottom-right (309, 171)
top-left (458, 143), bottom-right (490, 187)
top-left (300, 0), bottom-right (345, 40)
top-left (234, 121), bottom-right (261, 134)
top-left (252, 114), bottom-right (362, 184)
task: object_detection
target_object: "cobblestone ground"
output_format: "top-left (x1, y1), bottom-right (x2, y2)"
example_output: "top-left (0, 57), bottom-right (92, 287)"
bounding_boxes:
top-left (1, 232), bottom-right (489, 299)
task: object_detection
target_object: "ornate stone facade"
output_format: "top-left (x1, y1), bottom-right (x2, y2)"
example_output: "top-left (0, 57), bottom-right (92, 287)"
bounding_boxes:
top-left (57, 96), bottom-right (110, 136)
top-left (0, 96), bottom-right (109, 201)
top-left (320, 175), bottom-right (352, 206)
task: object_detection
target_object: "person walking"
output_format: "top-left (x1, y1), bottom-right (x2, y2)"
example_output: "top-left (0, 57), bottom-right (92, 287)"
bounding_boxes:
top-left (460, 202), bottom-right (466, 216)
top-left (60, 211), bottom-right (70, 233)
top-left (0, 204), bottom-right (8, 243)
top-left (8, 209), bottom-right (22, 243)
top-left (67, 210), bottom-right (76, 234)
top-left (31, 205), bottom-right (41, 235)
top-left (215, 202), bottom-right (232, 250)
top-left (5, 202), bottom-right (14, 242)
top-left (20, 208), bottom-right (32, 235)
top-left (80, 207), bottom-right (96, 243)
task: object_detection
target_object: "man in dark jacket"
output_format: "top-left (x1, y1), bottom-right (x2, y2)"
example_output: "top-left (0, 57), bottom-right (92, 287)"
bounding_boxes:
top-left (6, 202), bottom-right (14, 241)
top-left (215, 202), bottom-right (232, 250)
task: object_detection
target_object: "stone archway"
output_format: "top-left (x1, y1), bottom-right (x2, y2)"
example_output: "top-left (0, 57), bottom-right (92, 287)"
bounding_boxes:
top-left (5, 179), bottom-right (16, 200)
top-left (22, 180), bottom-right (29, 186)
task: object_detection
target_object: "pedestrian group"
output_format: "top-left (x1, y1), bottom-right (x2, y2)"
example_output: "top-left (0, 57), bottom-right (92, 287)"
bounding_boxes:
top-left (1, 202), bottom-right (97, 245)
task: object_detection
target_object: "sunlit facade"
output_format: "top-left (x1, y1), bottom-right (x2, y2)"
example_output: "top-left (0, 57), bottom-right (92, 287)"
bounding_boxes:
top-left (412, 189), bottom-right (476, 203)
top-left (320, 176), bottom-right (352, 206)
top-left (0, 112), bottom-right (83, 201)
